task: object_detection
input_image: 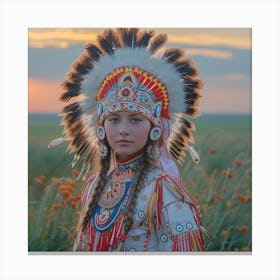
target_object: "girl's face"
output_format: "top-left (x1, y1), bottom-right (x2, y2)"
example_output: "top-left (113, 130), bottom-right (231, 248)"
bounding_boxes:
top-left (104, 111), bottom-right (151, 160)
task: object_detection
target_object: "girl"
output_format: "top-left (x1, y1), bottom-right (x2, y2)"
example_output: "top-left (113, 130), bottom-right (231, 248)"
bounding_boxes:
top-left (56, 28), bottom-right (210, 251)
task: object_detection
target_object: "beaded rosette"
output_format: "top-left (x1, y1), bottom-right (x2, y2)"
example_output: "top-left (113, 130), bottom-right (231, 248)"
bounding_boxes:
top-left (55, 28), bottom-right (202, 177)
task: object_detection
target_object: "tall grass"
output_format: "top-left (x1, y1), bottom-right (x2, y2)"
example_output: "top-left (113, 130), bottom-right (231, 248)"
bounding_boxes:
top-left (28, 114), bottom-right (252, 252)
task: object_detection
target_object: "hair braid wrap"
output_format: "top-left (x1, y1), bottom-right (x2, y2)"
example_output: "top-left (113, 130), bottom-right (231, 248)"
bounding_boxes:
top-left (123, 151), bottom-right (152, 235)
top-left (81, 145), bottom-right (111, 232)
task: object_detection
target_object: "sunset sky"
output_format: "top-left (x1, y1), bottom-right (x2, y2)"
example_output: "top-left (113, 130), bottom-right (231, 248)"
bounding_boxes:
top-left (28, 28), bottom-right (251, 114)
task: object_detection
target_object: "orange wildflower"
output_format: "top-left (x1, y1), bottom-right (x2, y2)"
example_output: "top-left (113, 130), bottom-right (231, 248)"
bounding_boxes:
top-left (221, 230), bottom-right (229, 237)
top-left (234, 226), bottom-right (240, 231)
top-left (215, 194), bottom-right (222, 203)
top-left (62, 197), bottom-right (71, 205)
top-left (241, 247), bottom-right (250, 252)
top-left (234, 193), bottom-right (245, 203)
top-left (66, 185), bottom-right (74, 192)
top-left (59, 185), bottom-right (73, 193)
top-left (244, 195), bottom-right (252, 202)
top-left (54, 179), bottom-right (62, 186)
top-left (50, 204), bottom-right (61, 212)
top-left (221, 169), bottom-right (234, 179)
top-left (221, 169), bottom-right (228, 177)
top-left (208, 148), bottom-right (217, 154)
top-left (34, 177), bottom-right (43, 186)
top-left (61, 190), bottom-right (72, 198)
top-left (64, 179), bottom-right (78, 188)
top-left (59, 185), bottom-right (67, 192)
top-left (71, 198), bottom-right (80, 208)
top-left (40, 175), bottom-right (46, 180)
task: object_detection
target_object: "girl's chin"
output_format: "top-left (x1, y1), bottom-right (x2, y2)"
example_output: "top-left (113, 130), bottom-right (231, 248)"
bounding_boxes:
top-left (116, 148), bottom-right (144, 160)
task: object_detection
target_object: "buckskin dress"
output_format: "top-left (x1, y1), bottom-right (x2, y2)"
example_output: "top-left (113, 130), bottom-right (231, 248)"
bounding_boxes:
top-left (73, 153), bottom-right (206, 252)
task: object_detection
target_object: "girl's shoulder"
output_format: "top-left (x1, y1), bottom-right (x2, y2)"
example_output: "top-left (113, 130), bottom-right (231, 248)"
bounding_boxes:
top-left (144, 167), bottom-right (196, 206)
top-left (144, 167), bottom-right (181, 188)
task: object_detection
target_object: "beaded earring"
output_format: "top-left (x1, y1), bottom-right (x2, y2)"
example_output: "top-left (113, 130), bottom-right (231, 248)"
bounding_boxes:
top-left (147, 143), bottom-right (161, 159)
top-left (96, 125), bottom-right (108, 158)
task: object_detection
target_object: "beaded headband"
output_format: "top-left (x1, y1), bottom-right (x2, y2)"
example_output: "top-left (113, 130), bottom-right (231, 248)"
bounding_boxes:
top-left (96, 67), bottom-right (168, 126)
top-left (50, 28), bottom-right (202, 176)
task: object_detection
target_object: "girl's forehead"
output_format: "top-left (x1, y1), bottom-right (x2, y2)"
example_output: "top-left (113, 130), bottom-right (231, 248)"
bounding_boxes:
top-left (109, 111), bottom-right (144, 117)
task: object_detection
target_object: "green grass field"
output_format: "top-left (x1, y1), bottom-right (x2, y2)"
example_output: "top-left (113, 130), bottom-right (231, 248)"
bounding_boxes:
top-left (28, 113), bottom-right (252, 252)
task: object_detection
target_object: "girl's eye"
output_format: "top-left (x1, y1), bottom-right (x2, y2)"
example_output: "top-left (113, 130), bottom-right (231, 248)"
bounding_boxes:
top-left (131, 117), bottom-right (142, 123)
top-left (108, 117), bottom-right (119, 123)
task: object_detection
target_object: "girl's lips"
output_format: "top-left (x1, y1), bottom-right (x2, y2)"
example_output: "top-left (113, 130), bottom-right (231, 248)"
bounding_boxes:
top-left (116, 140), bottom-right (133, 146)
top-left (116, 140), bottom-right (133, 144)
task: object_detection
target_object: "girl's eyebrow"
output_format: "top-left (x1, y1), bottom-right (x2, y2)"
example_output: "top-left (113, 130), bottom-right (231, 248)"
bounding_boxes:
top-left (110, 113), bottom-right (141, 117)
top-left (129, 113), bottom-right (144, 117)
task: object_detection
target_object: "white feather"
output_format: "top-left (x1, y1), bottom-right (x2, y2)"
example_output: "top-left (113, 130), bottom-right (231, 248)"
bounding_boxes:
top-left (81, 48), bottom-right (186, 115)
top-left (48, 137), bottom-right (65, 148)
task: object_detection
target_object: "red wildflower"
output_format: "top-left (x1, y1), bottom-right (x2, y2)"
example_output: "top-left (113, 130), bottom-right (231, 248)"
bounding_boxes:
top-left (72, 169), bottom-right (80, 176)
top-left (208, 148), bottom-right (217, 155)
top-left (234, 160), bottom-right (244, 166)
top-left (28, 212), bottom-right (34, 218)
top-left (241, 226), bottom-right (249, 233)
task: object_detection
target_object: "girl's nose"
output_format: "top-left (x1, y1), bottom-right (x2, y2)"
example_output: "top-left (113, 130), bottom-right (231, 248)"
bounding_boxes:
top-left (119, 123), bottom-right (129, 136)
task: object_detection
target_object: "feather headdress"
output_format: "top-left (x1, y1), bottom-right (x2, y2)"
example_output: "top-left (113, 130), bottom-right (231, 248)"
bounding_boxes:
top-left (55, 28), bottom-right (202, 176)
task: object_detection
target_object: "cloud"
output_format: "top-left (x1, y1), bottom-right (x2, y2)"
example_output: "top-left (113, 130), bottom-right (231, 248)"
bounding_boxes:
top-left (28, 28), bottom-right (99, 48)
top-left (28, 28), bottom-right (251, 50)
top-left (168, 33), bottom-right (251, 49)
top-left (184, 48), bottom-right (232, 59)
top-left (224, 73), bottom-right (250, 81)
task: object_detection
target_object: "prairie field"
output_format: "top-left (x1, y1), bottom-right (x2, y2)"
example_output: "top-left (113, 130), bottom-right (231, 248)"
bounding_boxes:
top-left (28, 113), bottom-right (252, 252)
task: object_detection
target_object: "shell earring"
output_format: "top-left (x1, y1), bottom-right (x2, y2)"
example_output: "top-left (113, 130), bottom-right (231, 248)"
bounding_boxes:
top-left (149, 127), bottom-right (162, 141)
top-left (96, 125), bottom-right (106, 140)
top-left (147, 127), bottom-right (162, 159)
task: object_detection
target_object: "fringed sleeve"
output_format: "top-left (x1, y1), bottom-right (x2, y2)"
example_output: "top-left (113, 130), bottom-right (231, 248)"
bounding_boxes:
top-left (73, 173), bottom-right (99, 251)
top-left (151, 174), bottom-right (207, 251)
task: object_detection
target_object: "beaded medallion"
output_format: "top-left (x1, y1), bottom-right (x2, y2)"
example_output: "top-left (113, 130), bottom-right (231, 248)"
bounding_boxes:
top-left (92, 153), bottom-right (144, 233)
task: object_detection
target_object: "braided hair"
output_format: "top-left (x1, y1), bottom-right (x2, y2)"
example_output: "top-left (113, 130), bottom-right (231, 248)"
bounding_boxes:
top-left (81, 141), bottom-right (111, 232)
top-left (123, 148), bottom-right (154, 235)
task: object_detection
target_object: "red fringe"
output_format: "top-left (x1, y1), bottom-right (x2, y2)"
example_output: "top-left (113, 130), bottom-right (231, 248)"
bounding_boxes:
top-left (154, 174), bottom-right (206, 251)
top-left (172, 231), bottom-right (205, 251)
top-left (87, 213), bottom-right (126, 251)
top-left (155, 179), bottom-right (163, 230)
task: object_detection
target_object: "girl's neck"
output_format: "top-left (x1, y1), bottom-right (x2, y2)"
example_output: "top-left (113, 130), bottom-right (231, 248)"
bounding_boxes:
top-left (116, 149), bottom-right (145, 165)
